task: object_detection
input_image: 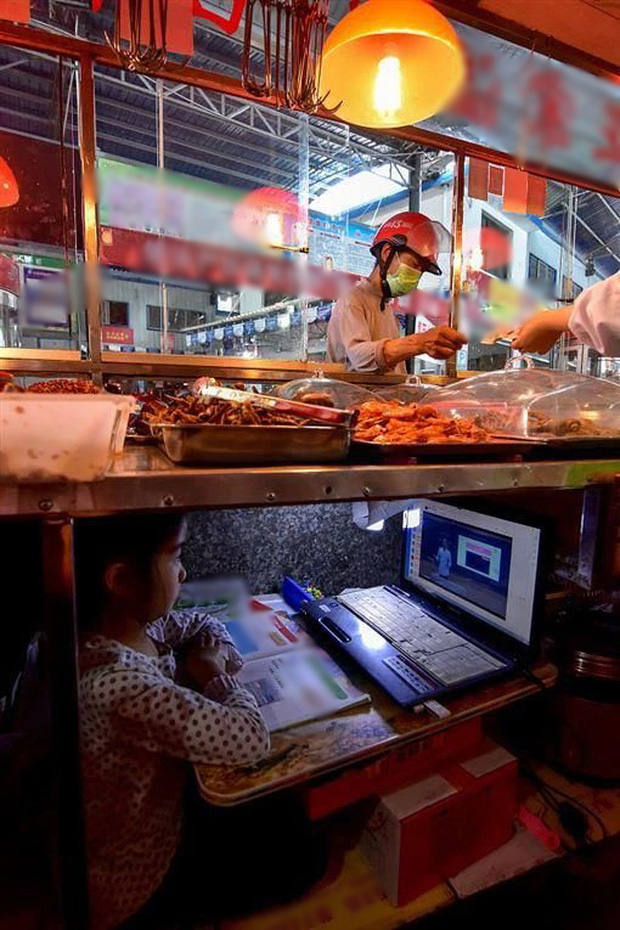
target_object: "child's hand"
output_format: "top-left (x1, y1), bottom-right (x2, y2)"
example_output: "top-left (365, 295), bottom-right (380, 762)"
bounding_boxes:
top-left (182, 630), bottom-right (230, 691)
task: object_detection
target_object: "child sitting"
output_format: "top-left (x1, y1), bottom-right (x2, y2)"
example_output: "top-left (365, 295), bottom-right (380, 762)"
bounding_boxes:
top-left (75, 513), bottom-right (270, 930)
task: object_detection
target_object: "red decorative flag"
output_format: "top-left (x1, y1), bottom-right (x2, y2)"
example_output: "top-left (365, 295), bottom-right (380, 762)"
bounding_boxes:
top-left (526, 175), bottom-right (547, 217)
top-left (488, 164), bottom-right (504, 196)
top-left (468, 158), bottom-right (488, 202)
top-left (503, 167), bottom-right (528, 214)
top-left (0, 0), bottom-right (30, 23)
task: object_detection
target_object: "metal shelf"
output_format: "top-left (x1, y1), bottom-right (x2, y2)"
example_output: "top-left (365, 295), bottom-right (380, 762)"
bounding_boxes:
top-left (2, 447), bottom-right (620, 517)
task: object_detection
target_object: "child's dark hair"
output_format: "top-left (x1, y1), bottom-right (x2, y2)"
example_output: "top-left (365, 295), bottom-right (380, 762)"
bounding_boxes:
top-left (75, 513), bottom-right (186, 630)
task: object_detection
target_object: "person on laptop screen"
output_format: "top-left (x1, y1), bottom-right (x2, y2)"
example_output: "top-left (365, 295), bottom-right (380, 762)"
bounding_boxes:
top-left (436, 539), bottom-right (452, 580)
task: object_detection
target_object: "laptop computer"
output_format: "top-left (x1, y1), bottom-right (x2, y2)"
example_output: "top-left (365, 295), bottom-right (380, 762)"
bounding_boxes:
top-left (301, 500), bottom-right (544, 707)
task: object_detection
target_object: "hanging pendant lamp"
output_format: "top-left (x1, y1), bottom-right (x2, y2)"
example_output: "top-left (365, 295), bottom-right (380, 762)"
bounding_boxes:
top-left (320, 0), bottom-right (465, 129)
top-left (0, 156), bottom-right (18, 207)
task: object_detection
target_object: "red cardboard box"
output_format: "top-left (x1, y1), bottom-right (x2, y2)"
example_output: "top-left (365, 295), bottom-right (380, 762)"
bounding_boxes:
top-left (360, 742), bottom-right (518, 906)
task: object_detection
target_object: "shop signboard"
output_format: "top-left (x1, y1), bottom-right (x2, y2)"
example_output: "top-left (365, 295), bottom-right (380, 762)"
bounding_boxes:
top-left (102, 325), bottom-right (134, 345)
top-left (21, 266), bottom-right (69, 329)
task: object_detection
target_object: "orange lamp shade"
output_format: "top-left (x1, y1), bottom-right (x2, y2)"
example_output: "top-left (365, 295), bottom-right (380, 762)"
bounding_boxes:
top-left (320, 0), bottom-right (465, 129)
top-left (0, 155), bottom-right (18, 207)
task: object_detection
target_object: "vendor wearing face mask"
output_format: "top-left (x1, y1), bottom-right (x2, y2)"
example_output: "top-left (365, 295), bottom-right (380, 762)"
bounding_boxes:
top-left (327, 211), bottom-right (466, 373)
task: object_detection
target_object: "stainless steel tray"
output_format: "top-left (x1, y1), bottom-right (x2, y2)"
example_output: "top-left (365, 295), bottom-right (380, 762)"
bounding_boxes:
top-left (352, 438), bottom-right (536, 460)
top-left (157, 424), bottom-right (350, 465)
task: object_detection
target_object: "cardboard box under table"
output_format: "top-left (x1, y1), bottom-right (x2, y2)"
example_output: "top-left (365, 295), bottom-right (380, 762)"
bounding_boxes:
top-left (361, 743), bottom-right (518, 906)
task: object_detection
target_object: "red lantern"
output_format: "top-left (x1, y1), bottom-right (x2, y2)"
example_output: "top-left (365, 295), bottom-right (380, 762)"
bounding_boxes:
top-left (0, 155), bottom-right (19, 207)
top-left (232, 187), bottom-right (308, 252)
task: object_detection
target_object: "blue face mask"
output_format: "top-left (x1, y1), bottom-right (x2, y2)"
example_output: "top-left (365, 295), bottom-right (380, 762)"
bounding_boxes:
top-left (386, 262), bottom-right (422, 297)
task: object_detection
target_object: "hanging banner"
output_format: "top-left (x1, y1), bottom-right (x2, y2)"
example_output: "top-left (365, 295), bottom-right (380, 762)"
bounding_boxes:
top-left (468, 158), bottom-right (489, 201)
top-left (503, 168), bottom-right (529, 215)
top-left (431, 21), bottom-right (620, 190)
top-left (99, 226), bottom-right (361, 303)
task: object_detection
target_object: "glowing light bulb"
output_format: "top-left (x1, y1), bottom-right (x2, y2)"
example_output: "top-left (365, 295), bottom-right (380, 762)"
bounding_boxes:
top-left (373, 55), bottom-right (402, 122)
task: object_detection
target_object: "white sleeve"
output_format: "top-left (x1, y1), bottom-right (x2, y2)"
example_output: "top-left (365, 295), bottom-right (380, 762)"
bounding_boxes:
top-left (148, 611), bottom-right (237, 649)
top-left (148, 612), bottom-right (244, 674)
top-left (569, 273), bottom-right (620, 356)
top-left (93, 666), bottom-right (270, 765)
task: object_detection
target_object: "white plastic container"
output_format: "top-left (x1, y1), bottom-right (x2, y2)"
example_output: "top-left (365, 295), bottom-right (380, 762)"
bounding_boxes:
top-left (0, 394), bottom-right (136, 482)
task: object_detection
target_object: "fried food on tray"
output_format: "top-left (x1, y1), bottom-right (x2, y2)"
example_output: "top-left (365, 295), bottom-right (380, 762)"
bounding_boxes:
top-left (527, 410), bottom-right (612, 438)
top-left (27, 379), bottom-right (101, 394)
top-left (354, 400), bottom-right (489, 445)
top-left (146, 394), bottom-right (312, 428)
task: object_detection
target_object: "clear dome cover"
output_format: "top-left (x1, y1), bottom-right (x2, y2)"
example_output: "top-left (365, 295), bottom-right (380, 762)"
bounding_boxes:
top-left (431, 357), bottom-right (620, 440)
top-left (273, 376), bottom-right (374, 409)
top-left (373, 376), bottom-right (441, 404)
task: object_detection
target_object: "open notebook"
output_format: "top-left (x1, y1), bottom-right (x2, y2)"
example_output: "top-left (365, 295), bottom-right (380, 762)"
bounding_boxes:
top-left (177, 584), bottom-right (370, 732)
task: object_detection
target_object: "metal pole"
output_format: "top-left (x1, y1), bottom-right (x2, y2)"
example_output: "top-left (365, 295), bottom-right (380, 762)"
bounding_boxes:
top-left (157, 78), bottom-right (169, 355)
top-left (42, 516), bottom-right (90, 930)
top-left (447, 152), bottom-right (465, 379)
top-left (77, 55), bottom-right (102, 384)
top-left (298, 112), bottom-right (310, 362)
top-left (406, 154), bottom-right (422, 371)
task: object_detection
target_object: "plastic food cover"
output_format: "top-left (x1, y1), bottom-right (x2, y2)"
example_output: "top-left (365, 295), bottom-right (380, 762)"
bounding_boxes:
top-left (0, 394), bottom-right (135, 482)
top-left (373, 376), bottom-right (441, 405)
top-left (273, 376), bottom-right (374, 409)
top-left (430, 357), bottom-right (620, 440)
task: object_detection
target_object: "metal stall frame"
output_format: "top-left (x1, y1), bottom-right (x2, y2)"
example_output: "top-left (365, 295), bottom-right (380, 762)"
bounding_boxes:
top-left (0, 20), bottom-right (618, 385)
top-left (5, 451), bottom-right (620, 927)
top-left (0, 17), bottom-right (618, 930)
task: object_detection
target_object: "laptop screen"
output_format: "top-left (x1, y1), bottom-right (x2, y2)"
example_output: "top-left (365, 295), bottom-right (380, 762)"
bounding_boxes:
top-left (403, 501), bottom-right (541, 647)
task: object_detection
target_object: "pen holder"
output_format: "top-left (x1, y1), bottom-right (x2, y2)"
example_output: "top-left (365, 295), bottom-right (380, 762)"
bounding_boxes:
top-left (282, 576), bottom-right (315, 612)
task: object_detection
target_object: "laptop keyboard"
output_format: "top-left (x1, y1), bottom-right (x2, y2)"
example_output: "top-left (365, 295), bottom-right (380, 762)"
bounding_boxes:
top-left (339, 587), bottom-right (506, 685)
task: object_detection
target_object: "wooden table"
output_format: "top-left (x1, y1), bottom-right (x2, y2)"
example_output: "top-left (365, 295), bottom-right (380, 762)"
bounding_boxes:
top-left (195, 661), bottom-right (557, 807)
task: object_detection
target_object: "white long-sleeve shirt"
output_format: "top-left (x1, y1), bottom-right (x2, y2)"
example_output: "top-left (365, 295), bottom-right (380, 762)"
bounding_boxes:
top-left (326, 278), bottom-right (406, 374)
top-left (569, 272), bottom-right (620, 357)
top-left (79, 611), bottom-right (270, 930)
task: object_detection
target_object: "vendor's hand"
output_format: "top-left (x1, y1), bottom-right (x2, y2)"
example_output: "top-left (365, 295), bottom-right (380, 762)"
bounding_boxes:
top-left (384, 327), bottom-right (466, 368)
top-left (182, 630), bottom-right (230, 691)
top-left (410, 326), bottom-right (467, 360)
top-left (511, 309), bottom-right (571, 355)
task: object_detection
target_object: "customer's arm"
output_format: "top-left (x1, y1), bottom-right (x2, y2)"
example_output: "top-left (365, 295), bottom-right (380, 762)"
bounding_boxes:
top-left (512, 273), bottom-right (620, 356)
top-left (569, 273), bottom-right (620, 356)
